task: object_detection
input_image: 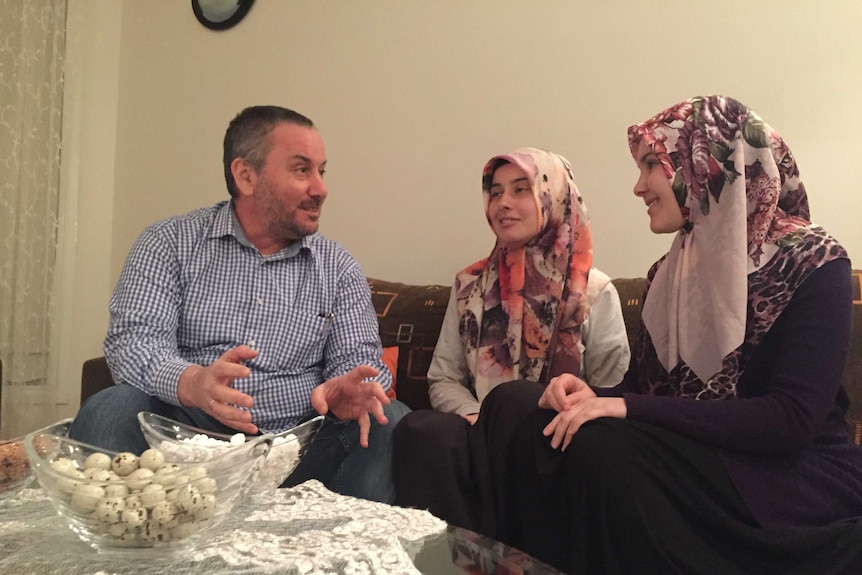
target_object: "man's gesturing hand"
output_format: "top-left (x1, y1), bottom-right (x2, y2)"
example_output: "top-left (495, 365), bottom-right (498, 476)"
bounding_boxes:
top-left (310, 365), bottom-right (391, 448)
top-left (177, 345), bottom-right (258, 435)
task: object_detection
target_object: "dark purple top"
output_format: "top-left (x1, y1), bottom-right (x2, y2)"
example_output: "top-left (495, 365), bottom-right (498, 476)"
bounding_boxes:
top-left (607, 258), bottom-right (862, 529)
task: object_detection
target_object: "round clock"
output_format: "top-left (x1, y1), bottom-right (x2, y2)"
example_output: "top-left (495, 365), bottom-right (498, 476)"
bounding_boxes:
top-left (192, 0), bottom-right (255, 31)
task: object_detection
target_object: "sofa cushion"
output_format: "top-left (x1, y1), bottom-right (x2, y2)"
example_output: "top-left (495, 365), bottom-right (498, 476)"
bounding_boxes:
top-left (366, 278), bottom-right (452, 411)
top-left (382, 346), bottom-right (399, 399)
top-left (81, 356), bottom-right (113, 405)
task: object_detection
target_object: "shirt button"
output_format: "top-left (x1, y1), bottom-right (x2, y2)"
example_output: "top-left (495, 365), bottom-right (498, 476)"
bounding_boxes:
top-left (248, 340), bottom-right (256, 347)
top-left (257, 298), bottom-right (263, 305)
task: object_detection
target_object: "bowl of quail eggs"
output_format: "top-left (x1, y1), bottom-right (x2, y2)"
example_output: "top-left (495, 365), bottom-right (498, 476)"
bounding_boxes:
top-left (24, 418), bottom-right (271, 552)
top-left (138, 412), bottom-right (324, 493)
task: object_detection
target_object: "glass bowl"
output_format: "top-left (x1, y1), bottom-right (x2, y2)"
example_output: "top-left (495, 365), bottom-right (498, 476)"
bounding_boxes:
top-left (24, 418), bottom-right (271, 553)
top-left (138, 412), bottom-right (323, 492)
top-left (0, 434), bottom-right (35, 504)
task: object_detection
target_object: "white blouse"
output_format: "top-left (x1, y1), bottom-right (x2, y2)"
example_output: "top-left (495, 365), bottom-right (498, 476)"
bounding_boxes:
top-left (427, 268), bottom-right (631, 416)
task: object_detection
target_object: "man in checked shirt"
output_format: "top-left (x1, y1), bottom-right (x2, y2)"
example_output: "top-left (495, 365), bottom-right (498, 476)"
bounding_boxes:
top-left (69, 106), bottom-right (411, 503)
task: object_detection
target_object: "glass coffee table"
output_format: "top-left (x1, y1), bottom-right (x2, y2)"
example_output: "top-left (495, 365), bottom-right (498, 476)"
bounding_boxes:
top-left (0, 480), bottom-right (561, 574)
top-left (413, 524), bottom-right (563, 574)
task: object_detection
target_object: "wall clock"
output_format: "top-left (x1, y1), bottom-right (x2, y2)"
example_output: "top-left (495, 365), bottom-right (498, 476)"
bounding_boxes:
top-left (192, 0), bottom-right (255, 31)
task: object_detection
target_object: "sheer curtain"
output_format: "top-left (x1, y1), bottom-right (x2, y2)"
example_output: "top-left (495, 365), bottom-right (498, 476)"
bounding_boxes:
top-left (0, 0), bottom-right (67, 438)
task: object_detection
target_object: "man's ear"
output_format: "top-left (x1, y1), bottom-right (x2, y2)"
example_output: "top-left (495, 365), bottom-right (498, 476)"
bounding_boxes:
top-left (230, 157), bottom-right (257, 197)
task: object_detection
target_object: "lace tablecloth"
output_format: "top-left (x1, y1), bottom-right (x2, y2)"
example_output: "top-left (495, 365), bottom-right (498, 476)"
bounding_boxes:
top-left (0, 480), bottom-right (447, 574)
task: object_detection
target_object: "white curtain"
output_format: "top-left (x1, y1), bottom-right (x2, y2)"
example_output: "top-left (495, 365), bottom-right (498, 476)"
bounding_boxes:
top-left (0, 0), bottom-right (67, 438)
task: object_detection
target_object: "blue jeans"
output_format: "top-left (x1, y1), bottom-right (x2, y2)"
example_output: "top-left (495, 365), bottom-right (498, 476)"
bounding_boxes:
top-left (69, 384), bottom-right (410, 504)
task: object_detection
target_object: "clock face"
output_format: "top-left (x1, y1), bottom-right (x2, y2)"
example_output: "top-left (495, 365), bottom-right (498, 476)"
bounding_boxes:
top-left (192, 0), bottom-right (255, 31)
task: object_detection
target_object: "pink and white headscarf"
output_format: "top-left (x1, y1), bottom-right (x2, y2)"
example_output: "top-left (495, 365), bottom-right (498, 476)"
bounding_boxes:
top-left (455, 148), bottom-right (593, 402)
top-left (628, 96), bottom-right (845, 397)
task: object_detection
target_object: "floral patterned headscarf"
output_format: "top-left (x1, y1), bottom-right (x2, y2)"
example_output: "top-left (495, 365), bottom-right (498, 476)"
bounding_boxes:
top-left (455, 147), bottom-right (592, 402)
top-left (628, 96), bottom-right (846, 396)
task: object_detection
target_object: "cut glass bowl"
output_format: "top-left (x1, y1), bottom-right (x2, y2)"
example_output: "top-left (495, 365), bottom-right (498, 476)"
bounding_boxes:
top-left (25, 418), bottom-right (271, 553)
top-left (138, 411), bottom-right (323, 492)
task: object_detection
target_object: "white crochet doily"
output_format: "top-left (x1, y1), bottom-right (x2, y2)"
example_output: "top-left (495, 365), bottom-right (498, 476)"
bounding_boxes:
top-left (0, 481), bottom-right (447, 574)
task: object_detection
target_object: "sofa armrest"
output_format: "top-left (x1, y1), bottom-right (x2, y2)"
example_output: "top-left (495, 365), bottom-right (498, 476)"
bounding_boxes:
top-left (845, 269), bottom-right (862, 446)
top-left (80, 357), bottom-right (114, 405)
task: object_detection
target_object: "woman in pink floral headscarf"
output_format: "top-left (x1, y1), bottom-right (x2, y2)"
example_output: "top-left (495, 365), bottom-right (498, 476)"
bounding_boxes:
top-left (483, 97), bottom-right (862, 574)
top-left (393, 148), bottom-right (630, 533)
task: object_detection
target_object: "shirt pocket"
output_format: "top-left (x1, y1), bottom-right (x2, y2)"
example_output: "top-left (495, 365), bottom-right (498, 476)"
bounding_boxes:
top-left (269, 308), bottom-right (329, 373)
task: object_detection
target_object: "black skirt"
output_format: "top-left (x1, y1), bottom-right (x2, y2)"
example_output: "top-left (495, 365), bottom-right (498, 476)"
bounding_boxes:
top-left (393, 409), bottom-right (496, 533)
top-left (393, 380), bottom-right (557, 537)
top-left (482, 381), bottom-right (862, 575)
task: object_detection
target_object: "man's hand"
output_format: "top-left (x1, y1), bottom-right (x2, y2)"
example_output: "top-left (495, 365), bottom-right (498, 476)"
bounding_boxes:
top-left (310, 365), bottom-right (391, 448)
top-left (538, 373), bottom-right (595, 412)
top-left (177, 345), bottom-right (258, 434)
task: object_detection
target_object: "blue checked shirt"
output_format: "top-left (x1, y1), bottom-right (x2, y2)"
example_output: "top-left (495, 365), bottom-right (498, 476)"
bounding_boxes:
top-left (104, 200), bottom-right (391, 433)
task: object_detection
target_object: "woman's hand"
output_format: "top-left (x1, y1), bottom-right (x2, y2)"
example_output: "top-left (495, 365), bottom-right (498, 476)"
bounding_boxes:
top-left (538, 373), bottom-right (595, 412)
top-left (461, 413), bottom-right (479, 425)
top-left (544, 397), bottom-right (627, 451)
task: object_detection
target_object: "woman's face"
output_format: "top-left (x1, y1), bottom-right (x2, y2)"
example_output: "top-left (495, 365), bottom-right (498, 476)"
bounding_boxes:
top-left (632, 139), bottom-right (684, 234)
top-left (487, 162), bottom-right (540, 249)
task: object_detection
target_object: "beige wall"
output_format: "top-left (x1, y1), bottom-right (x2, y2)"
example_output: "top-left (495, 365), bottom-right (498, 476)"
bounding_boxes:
top-left (55, 0), bottom-right (121, 414)
top-left (65, 1), bottom-right (862, 395)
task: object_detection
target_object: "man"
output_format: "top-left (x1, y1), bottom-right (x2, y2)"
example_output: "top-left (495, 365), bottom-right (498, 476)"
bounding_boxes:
top-left (70, 106), bottom-right (410, 503)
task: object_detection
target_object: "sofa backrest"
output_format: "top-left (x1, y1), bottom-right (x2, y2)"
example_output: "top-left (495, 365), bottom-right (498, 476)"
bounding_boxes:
top-left (367, 278), bottom-right (452, 410)
top-left (78, 271), bottom-right (861, 445)
top-left (366, 276), bottom-right (648, 411)
top-left (366, 272), bottom-right (862, 446)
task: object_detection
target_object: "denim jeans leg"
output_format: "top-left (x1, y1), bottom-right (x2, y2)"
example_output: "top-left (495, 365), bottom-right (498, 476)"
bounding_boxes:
top-left (281, 399), bottom-right (411, 504)
top-left (68, 384), bottom-right (232, 453)
top-left (281, 414), bottom-right (356, 491)
top-left (69, 384), bottom-right (165, 454)
top-left (335, 399), bottom-right (411, 504)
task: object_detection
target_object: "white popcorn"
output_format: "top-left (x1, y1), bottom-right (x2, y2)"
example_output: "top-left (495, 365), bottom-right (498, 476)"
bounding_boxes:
top-left (152, 428), bottom-right (303, 492)
top-left (256, 435), bottom-right (301, 489)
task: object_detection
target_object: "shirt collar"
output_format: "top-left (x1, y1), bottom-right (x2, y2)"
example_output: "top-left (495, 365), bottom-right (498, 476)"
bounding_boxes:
top-left (213, 200), bottom-right (316, 259)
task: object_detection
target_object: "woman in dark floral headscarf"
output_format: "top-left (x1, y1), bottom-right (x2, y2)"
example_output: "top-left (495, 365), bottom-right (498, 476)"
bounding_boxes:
top-left (482, 96), bottom-right (862, 574)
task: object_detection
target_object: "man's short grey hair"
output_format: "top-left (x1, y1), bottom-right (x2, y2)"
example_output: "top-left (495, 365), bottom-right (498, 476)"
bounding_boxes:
top-left (223, 106), bottom-right (315, 198)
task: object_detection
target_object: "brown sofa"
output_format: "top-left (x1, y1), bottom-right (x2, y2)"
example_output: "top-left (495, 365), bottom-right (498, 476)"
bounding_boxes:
top-left (81, 272), bottom-right (862, 445)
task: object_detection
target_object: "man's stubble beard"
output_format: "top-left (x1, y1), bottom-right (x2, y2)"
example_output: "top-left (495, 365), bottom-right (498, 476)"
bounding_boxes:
top-left (256, 177), bottom-right (321, 243)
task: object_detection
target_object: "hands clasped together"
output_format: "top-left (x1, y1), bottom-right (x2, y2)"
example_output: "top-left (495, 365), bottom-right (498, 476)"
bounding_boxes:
top-left (539, 373), bottom-right (627, 451)
top-left (177, 345), bottom-right (390, 447)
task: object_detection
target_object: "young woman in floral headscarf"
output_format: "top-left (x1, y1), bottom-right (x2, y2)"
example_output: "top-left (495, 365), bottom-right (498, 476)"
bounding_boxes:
top-left (481, 96), bottom-right (862, 574)
top-left (393, 148), bottom-right (630, 533)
